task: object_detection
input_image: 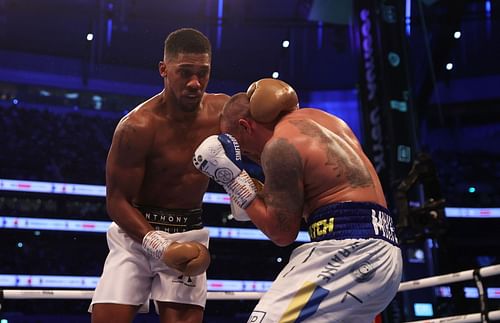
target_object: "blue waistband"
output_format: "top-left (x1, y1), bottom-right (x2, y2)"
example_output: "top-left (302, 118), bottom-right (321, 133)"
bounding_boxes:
top-left (307, 202), bottom-right (399, 246)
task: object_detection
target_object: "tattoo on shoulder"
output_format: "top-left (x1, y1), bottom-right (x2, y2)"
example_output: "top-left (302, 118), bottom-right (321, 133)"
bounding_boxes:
top-left (289, 119), bottom-right (372, 188)
top-left (262, 138), bottom-right (304, 230)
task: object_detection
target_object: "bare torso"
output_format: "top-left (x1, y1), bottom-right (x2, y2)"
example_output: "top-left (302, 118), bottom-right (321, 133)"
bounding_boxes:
top-left (276, 108), bottom-right (386, 219)
top-left (123, 93), bottom-right (226, 209)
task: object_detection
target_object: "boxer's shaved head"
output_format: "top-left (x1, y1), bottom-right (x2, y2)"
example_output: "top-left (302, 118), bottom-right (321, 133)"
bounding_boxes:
top-left (221, 93), bottom-right (251, 135)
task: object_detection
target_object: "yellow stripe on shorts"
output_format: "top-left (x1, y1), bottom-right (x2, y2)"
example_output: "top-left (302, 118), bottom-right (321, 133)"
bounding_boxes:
top-left (278, 281), bottom-right (317, 323)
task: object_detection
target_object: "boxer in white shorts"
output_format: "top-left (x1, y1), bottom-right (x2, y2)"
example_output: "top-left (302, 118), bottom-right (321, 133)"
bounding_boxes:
top-left (194, 78), bottom-right (404, 322)
top-left (90, 207), bottom-right (210, 313)
top-left (91, 28), bottom-right (229, 323)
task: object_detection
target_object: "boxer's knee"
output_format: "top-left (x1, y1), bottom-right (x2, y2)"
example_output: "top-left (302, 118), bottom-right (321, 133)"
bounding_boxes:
top-left (91, 303), bottom-right (140, 323)
top-left (157, 301), bottom-right (204, 323)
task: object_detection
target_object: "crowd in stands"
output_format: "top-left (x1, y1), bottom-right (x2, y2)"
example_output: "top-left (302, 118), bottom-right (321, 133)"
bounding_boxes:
top-left (0, 104), bottom-right (118, 184)
top-left (0, 194), bottom-right (107, 220)
top-left (2, 104), bottom-right (498, 207)
top-left (430, 150), bottom-right (500, 207)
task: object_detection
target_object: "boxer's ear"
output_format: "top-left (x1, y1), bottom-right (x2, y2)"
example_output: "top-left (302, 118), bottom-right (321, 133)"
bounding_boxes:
top-left (239, 118), bottom-right (252, 134)
top-left (159, 61), bottom-right (167, 77)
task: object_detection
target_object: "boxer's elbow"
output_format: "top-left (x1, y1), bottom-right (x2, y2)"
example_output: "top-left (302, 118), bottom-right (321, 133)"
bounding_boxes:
top-left (272, 237), bottom-right (295, 247)
top-left (106, 196), bottom-right (130, 223)
top-left (106, 198), bottom-right (121, 222)
top-left (269, 230), bottom-right (298, 247)
top-left (264, 210), bottom-right (301, 246)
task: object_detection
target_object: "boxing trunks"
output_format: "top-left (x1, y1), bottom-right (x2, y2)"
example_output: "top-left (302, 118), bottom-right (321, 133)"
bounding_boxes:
top-left (248, 202), bottom-right (402, 323)
top-left (89, 206), bottom-right (209, 313)
top-left (135, 204), bottom-right (203, 233)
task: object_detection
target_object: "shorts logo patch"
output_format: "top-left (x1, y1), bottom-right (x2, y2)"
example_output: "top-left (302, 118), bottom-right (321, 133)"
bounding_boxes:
top-left (350, 261), bottom-right (376, 282)
top-left (248, 311), bottom-right (266, 322)
top-left (371, 209), bottom-right (398, 244)
top-left (172, 275), bottom-right (196, 288)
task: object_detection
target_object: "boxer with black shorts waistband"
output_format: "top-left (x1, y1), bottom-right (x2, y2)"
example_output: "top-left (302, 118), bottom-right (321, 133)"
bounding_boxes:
top-left (194, 78), bottom-right (402, 322)
top-left (89, 28), bottom-right (229, 323)
top-left (135, 205), bottom-right (203, 233)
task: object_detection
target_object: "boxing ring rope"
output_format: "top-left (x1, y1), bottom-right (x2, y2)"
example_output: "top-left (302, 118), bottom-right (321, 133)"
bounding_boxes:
top-left (398, 264), bottom-right (500, 292)
top-left (2, 264), bottom-right (500, 322)
top-left (0, 290), bottom-right (264, 301)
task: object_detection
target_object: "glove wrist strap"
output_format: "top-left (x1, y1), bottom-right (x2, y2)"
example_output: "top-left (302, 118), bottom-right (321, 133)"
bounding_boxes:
top-left (142, 231), bottom-right (172, 260)
top-left (225, 170), bottom-right (257, 209)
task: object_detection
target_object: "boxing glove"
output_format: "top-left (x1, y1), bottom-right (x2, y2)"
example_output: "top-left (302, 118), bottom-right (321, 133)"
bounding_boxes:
top-left (193, 133), bottom-right (257, 209)
top-left (246, 78), bottom-right (299, 123)
top-left (251, 177), bottom-right (264, 193)
top-left (163, 241), bottom-right (211, 276)
top-left (230, 177), bottom-right (264, 221)
top-left (142, 231), bottom-right (210, 276)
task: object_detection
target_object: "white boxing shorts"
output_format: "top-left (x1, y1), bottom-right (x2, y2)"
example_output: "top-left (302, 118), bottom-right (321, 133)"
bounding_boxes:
top-left (89, 222), bottom-right (210, 313)
top-left (248, 202), bottom-right (403, 323)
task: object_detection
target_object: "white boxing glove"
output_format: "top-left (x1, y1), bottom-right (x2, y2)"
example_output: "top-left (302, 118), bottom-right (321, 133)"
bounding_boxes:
top-left (193, 134), bottom-right (257, 209)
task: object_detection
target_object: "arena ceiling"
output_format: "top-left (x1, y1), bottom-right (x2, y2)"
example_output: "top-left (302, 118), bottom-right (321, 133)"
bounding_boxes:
top-left (0, 0), bottom-right (355, 90)
top-left (0, 0), bottom-right (498, 92)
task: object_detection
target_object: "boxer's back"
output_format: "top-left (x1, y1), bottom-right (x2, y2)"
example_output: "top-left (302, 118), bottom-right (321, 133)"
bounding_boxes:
top-left (121, 93), bottom-right (224, 209)
top-left (277, 108), bottom-right (386, 218)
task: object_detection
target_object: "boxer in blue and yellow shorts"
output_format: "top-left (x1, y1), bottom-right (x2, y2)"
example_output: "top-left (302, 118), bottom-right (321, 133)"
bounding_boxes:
top-left (247, 202), bottom-right (401, 323)
top-left (194, 78), bottom-right (403, 322)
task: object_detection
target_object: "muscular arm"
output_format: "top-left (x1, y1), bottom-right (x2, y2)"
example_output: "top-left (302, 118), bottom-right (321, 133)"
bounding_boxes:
top-left (246, 137), bottom-right (304, 246)
top-left (106, 116), bottom-right (154, 243)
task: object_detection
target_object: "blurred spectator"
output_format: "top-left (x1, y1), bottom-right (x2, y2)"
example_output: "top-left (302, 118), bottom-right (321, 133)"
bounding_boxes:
top-left (1, 105), bottom-right (118, 184)
top-left (430, 150), bottom-right (500, 207)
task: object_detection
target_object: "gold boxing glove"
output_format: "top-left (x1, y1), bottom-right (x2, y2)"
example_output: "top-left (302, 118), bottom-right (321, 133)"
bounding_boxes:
top-left (142, 231), bottom-right (210, 276)
top-left (163, 241), bottom-right (211, 276)
top-left (246, 78), bottom-right (299, 123)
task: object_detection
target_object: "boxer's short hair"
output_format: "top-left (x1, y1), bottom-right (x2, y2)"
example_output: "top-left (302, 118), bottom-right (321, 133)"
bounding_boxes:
top-left (164, 28), bottom-right (212, 60)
